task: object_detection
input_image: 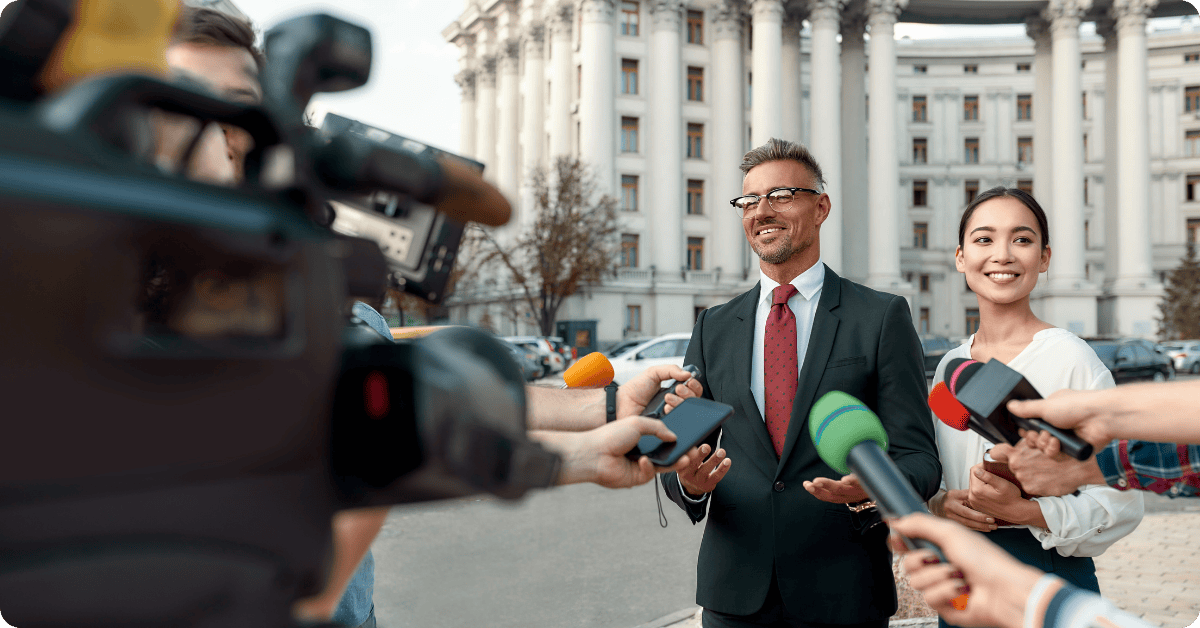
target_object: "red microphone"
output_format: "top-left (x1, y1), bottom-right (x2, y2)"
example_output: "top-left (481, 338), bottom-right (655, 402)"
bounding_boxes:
top-left (928, 382), bottom-right (970, 431)
top-left (561, 352), bottom-right (614, 388)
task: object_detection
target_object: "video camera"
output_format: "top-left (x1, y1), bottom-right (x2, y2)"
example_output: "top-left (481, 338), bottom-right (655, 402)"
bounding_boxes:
top-left (0, 3), bottom-right (557, 626)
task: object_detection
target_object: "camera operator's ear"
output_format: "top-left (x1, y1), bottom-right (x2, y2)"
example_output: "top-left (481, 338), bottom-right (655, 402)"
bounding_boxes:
top-left (261, 14), bottom-right (370, 115)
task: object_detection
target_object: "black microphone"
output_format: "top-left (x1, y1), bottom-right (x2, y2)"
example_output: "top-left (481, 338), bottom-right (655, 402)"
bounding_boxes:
top-left (641, 365), bottom-right (700, 419)
top-left (944, 358), bottom-right (1093, 460)
top-left (809, 391), bottom-right (947, 562)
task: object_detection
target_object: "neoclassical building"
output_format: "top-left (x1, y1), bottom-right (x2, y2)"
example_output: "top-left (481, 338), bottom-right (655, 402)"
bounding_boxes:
top-left (444, 0), bottom-right (1199, 346)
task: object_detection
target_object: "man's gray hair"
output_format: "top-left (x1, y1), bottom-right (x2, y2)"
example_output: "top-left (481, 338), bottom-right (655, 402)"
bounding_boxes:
top-left (739, 138), bottom-right (826, 193)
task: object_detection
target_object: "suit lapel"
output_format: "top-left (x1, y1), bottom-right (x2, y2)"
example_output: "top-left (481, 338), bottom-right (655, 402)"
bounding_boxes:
top-left (724, 283), bottom-right (779, 475)
top-left (778, 266), bottom-right (842, 472)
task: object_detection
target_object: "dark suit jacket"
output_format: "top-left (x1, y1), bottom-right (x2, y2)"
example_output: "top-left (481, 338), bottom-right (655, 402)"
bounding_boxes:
top-left (663, 265), bottom-right (942, 622)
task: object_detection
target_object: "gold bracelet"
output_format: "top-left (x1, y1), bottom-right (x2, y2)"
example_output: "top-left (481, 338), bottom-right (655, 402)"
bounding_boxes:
top-left (846, 499), bottom-right (877, 513)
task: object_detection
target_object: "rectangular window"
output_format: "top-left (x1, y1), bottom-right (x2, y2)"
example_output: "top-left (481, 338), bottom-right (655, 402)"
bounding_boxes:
top-left (965, 179), bottom-right (979, 205)
top-left (576, 64), bottom-right (581, 99)
top-left (1188, 86), bottom-right (1200, 113)
top-left (687, 123), bottom-right (703, 159)
top-left (621, 117), bottom-right (639, 153)
top-left (920, 274), bottom-right (931, 293)
top-left (964, 64), bottom-right (978, 74)
top-left (1017, 94), bottom-right (1032, 121)
top-left (687, 237), bottom-right (704, 271)
top-left (912, 95), bottom-right (927, 122)
top-left (1082, 92), bottom-right (1088, 119)
top-left (621, 234), bottom-right (639, 267)
top-left (1187, 53), bottom-right (1200, 64)
top-left (620, 1), bottom-right (639, 36)
top-left (1187, 130), bottom-right (1200, 157)
top-left (1189, 218), bottom-right (1200, 244)
top-left (687, 66), bottom-right (703, 102)
top-left (625, 305), bottom-right (641, 332)
top-left (913, 222), bottom-right (929, 249)
top-left (1017, 63), bottom-right (1031, 72)
top-left (913, 180), bottom-right (928, 207)
top-left (919, 308), bottom-right (930, 334)
top-left (1187, 174), bottom-right (1200, 202)
top-left (621, 59), bottom-right (638, 95)
top-left (1083, 177), bottom-right (1090, 205)
top-left (964, 137), bottom-right (980, 164)
top-left (621, 174), bottom-right (639, 211)
top-left (1017, 179), bottom-right (1033, 194)
top-left (963, 95), bottom-right (979, 121)
top-left (913, 138), bottom-right (928, 164)
top-left (686, 10), bottom-right (703, 44)
top-left (686, 179), bottom-right (704, 215)
top-left (966, 308), bottom-right (981, 334)
top-left (1018, 136), bottom-right (1034, 164)
top-left (914, 64), bottom-right (927, 74)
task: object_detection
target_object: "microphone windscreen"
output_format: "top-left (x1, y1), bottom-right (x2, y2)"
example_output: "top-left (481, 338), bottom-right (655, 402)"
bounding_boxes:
top-left (945, 358), bottom-right (982, 396)
top-left (561, 352), bottom-right (614, 388)
top-left (808, 391), bottom-right (889, 475)
top-left (928, 382), bottom-right (971, 431)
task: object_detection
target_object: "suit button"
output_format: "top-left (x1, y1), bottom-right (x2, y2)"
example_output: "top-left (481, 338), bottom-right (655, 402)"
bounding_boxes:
top-left (774, 481), bottom-right (785, 492)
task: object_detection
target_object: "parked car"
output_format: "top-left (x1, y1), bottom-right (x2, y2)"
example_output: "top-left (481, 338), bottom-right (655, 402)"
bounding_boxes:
top-left (1084, 338), bottom-right (1175, 384)
top-left (603, 336), bottom-right (652, 360)
top-left (542, 336), bottom-right (575, 364)
top-left (1162, 340), bottom-right (1200, 374)
top-left (504, 336), bottom-right (564, 374)
top-left (499, 339), bottom-right (546, 382)
top-left (608, 332), bottom-right (692, 384)
top-left (920, 335), bottom-right (959, 380)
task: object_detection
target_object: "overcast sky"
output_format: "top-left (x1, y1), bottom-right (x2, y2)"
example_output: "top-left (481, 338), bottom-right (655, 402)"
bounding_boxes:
top-left (227, 2), bottom-right (1197, 163)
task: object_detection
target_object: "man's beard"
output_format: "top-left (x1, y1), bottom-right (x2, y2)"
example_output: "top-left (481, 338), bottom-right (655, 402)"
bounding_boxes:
top-left (752, 232), bottom-right (811, 264)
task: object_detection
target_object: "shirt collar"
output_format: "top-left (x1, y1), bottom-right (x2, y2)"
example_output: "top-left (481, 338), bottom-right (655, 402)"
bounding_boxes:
top-left (758, 261), bottom-right (825, 305)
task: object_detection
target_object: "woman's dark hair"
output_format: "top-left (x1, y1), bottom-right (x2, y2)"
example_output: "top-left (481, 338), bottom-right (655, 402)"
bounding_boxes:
top-left (958, 186), bottom-right (1050, 250)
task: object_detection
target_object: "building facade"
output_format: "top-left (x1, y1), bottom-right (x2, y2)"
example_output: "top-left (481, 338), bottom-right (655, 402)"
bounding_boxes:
top-left (444, 0), bottom-right (1200, 347)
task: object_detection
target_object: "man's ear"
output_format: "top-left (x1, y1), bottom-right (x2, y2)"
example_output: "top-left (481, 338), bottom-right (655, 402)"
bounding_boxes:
top-left (814, 193), bottom-right (831, 226)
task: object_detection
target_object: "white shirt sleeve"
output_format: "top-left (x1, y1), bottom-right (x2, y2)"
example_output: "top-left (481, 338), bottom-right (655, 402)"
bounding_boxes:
top-left (1029, 483), bottom-right (1144, 557)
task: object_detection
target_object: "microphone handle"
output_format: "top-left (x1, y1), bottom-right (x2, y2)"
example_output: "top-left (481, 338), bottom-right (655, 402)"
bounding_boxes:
top-left (1012, 416), bottom-right (1094, 460)
top-left (846, 442), bottom-right (947, 564)
top-left (641, 365), bottom-right (700, 419)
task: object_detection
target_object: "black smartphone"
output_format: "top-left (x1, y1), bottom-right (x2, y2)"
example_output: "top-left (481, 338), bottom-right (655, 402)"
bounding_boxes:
top-left (626, 397), bottom-right (733, 466)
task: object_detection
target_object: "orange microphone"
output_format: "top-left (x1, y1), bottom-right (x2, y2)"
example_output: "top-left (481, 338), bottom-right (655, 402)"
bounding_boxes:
top-left (561, 352), bottom-right (614, 389)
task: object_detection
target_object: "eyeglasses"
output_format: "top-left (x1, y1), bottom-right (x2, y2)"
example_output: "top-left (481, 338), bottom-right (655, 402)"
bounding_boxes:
top-left (729, 187), bottom-right (820, 216)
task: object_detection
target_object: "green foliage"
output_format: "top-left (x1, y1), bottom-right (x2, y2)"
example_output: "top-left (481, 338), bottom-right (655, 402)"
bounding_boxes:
top-left (1158, 244), bottom-right (1200, 340)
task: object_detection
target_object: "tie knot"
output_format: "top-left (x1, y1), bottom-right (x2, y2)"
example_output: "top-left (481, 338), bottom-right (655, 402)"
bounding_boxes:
top-left (772, 284), bottom-right (798, 306)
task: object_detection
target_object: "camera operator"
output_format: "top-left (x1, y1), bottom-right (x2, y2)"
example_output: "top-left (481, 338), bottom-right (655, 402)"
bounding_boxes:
top-left (980, 381), bottom-right (1200, 498)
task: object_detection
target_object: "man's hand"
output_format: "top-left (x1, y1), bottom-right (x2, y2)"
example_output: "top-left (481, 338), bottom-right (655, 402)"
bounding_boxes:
top-left (803, 474), bottom-right (870, 504)
top-left (538, 417), bottom-right (699, 489)
top-left (677, 443), bottom-right (731, 497)
top-left (1007, 388), bottom-right (1112, 451)
top-left (989, 441), bottom-right (1106, 496)
top-left (965, 463), bottom-right (1031, 525)
top-left (933, 488), bottom-right (996, 532)
top-left (887, 513), bottom-right (1043, 628)
top-left (617, 364), bottom-right (703, 418)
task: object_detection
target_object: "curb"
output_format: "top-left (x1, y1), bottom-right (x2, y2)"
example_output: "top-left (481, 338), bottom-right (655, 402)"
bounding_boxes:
top-left (635, 607), bottom-right (700, 628)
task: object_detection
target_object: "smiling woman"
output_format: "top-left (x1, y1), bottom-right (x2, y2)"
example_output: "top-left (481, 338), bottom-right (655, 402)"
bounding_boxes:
top-left (927, 186), bottom-right (1145, 628)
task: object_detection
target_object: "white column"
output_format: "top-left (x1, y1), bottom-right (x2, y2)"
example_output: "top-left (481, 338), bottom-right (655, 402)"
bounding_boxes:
top-left (496, 38), bottom-right (521, 203)
top-left (579, 0), bottom-right (616, 195)
top-left (866, 0), bottom-right (908, 291)
top-left (781, 10), bottom-right (803, 143)
top-left (521, 25), bottom-right (547, 230)
top-left (1026, 17), bottom-right (1053, 201)
top-left (548, 4), bottom-right (574, 160)
top-left (840, 11), bottom-right (868, 282)
top-left (712, 2), bottom-right (746, 281)
top-left (809, 0), bottom-right (842, 273)
top-left (750, 0), bottom-right (784, 145)
top-left (1047, 0), bottom-right (1088, 288)
top-left (455, 69), bottom-right (477, 159)
top-left (993, 88), bottom-right (1014, 163)
top-left (1099, 18), bottom-right (1119, 287)
top-left (649, 1), bottom-right (683, 275)
top-left (475, 54), bottom-right (498, 180)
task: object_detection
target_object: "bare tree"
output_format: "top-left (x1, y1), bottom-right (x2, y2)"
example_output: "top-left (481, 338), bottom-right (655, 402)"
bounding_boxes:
top-left (1158, 243), bottom-right (1200, 341)
top-left (468, 156), bottom-right (619, 336)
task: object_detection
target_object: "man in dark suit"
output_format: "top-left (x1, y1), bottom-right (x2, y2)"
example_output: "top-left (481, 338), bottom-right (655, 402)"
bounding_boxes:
top-left (662, 138), bottom-right (942, 628)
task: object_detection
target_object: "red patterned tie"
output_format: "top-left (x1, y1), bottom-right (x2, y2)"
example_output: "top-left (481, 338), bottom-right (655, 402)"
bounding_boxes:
top-left (765, 284), bottom-right (799, 457)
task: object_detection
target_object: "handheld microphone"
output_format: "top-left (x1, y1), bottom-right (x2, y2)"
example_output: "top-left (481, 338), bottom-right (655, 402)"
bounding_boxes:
top-left (809, 391), bottom-right (947, 563)
top-left (560, 352), bottom-right (615, 388)
top-left (944, 358), bottom-right (1093, 460)
top-left (928, 381), bottom-right (1007, 445)
top-left (641, 365), bottom-right (700, 419)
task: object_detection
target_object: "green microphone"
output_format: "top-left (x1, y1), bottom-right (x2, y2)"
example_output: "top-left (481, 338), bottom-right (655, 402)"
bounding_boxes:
top-left (809, 391), bottom-right (946, 561)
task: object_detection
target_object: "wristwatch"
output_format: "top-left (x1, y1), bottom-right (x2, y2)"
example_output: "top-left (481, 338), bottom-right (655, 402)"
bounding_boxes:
top-left (604, 381), bottom-right (618, 423)
top-left (846, 499), bottom-right (877, 513)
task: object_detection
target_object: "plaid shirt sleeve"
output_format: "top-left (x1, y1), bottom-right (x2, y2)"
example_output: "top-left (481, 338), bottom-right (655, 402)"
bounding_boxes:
top-left (1095, 439), bottom-right (1200, 498)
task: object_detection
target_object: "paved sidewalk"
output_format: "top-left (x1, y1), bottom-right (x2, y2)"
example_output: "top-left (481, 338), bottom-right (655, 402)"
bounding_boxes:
top-left (645, 511), bottom-right (1200, 628)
